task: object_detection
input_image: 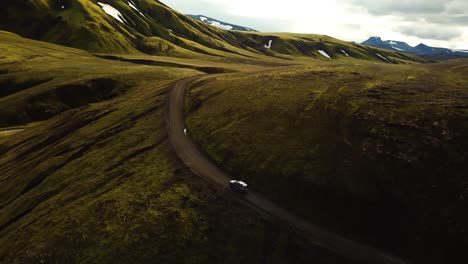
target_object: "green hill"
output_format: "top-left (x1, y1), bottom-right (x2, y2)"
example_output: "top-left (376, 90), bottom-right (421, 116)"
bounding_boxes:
top-left (186, 60), bottom-right (468, 263)
top-left (1, 1), bottom-right (465, 263)
top-left (0, 30), bottom-right (201, 127)
top-left (0, 30), bottom-right (352, 264)
top-left (0, 0), bottom-right (429, 64)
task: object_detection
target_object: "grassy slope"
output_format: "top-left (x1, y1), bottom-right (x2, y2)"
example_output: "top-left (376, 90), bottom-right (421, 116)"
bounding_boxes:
top-left (0, 31), bottom-right (351, 263)
top-left (186, 61), bottom-right (468, 263)
top-left (229, 32), bottom-right (430, 63)
top-left (0, 0), bottom-right (262, 57)
top-left (0, 0), bottom-right (431, 65)
top-left (0, 31), bottom-right (198, 127)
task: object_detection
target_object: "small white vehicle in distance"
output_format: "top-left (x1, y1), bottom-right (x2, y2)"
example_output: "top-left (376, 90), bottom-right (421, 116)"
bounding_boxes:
top-left (229, 180), bottom-right (248, 193)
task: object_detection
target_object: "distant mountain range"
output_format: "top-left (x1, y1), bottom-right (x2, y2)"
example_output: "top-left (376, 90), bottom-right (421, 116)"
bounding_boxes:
top-left (187, 15), bottom-right (257, 32)
top-left (362, 37), bottom-right (468, 60)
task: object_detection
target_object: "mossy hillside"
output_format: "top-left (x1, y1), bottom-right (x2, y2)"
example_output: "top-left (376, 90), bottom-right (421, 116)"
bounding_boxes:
top-left (0, 30), bottom-right (354, 263)
top-left (137, 36), bottom-right (203, 57)
top-left (1, 0), bottom-right (431, 64)
top-left (186, 61), bottom-right (468, 263)
top-left (0, 30), bottom-right (311, 130)
top-left (0, 123), bottom-right (40, 138)
top-left (0, 31), bottom-right (200, 127)
top-left (0, 89), bottom-right (349, 264)
top-left (0, 22), bottom-right (458, 264)
top-left (0, 0), bottom-right (138, 54)
top-left (230, 32), bottom-right (430, 63)
top-left (0, 0), bottom-right (262, 57)
top-left (139, 1), bottom-right (255, 57)
top-left (158, 7), bottom-right (427, 63)
top-left (0, 131), bottom-right (19, 138)
top-left (1, 84), bottom-right (219, 263)
top-left (0, 30), bottom-right (292, 129)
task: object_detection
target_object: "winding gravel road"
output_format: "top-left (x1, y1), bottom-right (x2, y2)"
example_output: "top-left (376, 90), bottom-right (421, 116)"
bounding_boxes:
top-left (165, 76), bottom-right (407, 264)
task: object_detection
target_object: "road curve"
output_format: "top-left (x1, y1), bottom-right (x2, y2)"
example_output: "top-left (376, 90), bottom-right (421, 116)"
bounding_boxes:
top-left (165, 76), bottom-right (407, 264)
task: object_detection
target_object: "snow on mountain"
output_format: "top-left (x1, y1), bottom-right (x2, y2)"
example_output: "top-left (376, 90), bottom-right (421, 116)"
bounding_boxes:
top-left (362, 36), bottom-right (468, 60)
top-left (209, 21), bottom-right (233, 30)
top-left (187, 15), bottom-right (257, 32)
top-left (128, 1), bottom-right (145, 17)
top-left (318, 50), bottom-right (331, 59)
top-left (98, 2), bottom-right (126, 23)
top-left (376, 53), bottom-right (392, 63)
top-left (391, 46), bottom-right (405, 51)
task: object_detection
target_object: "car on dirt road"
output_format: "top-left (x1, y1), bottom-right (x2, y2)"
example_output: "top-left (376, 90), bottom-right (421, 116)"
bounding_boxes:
top-left (229, 180), bottom-right (248, 193)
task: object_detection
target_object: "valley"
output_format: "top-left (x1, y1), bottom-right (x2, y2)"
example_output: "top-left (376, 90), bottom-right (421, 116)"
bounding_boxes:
top-left (0, 1), bottom-right (467, 264)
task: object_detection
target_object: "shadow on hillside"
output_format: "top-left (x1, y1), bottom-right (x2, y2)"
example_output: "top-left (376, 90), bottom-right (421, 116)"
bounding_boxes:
top-left (94, 55), bottom-right (233, 74)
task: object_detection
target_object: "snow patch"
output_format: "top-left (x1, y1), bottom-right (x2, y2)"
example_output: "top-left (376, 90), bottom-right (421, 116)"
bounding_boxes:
top-left (209, 21), bottom-right (233, 30)
top-left (318, 50), bottom-right (331, 59)
top-left (264, 40), bottom-right (273, 49)
top-left (98, 2), bottom-right (126, 23)
top-left (391, 46), bottom-right (405, 51)
top-left (128, 1), bottom-right (145, 17)
top-left (376, 53), bottom-right (392, 63)
top-left (340, 49), bottom-right (350, 57)
top-left (389, 41), bottom-right (397, 45)
top-left (196, 16), bottom-right (250, 31)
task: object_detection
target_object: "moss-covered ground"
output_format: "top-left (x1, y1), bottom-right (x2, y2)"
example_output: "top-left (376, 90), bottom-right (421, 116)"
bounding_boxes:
top-left (0, 30), bottom-right (352, 263)
top-left (0, 3), bottom-right (465, 260)
top-left (186, 61), bottom-right (468, 264)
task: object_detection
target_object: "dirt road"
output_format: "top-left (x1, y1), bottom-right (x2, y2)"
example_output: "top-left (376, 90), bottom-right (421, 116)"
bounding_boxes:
top-left (165, 76), bottom-right (407, 264)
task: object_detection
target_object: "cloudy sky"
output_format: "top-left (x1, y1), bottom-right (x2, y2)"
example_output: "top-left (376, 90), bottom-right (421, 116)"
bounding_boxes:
top-left (161, 0), bottom-right (467, 49)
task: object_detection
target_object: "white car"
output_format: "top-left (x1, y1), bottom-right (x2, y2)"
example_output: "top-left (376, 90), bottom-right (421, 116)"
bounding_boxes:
top-left (229, 180), bottom-right (248, 193)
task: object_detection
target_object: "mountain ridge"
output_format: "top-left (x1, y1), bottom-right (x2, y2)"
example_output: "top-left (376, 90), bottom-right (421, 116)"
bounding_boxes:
top-left (187, 14), bottom-right (257, 32)
top-left (362, 36), bottom-right (468, 60)
top-left (0, 0), bottom-right (429, 64)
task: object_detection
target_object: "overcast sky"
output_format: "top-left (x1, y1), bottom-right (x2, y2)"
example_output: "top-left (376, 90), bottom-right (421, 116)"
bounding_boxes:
top-left (161, 0), bottom-right (467, 49)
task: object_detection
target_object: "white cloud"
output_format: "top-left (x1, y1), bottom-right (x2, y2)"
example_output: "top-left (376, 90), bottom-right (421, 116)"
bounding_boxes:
top-left (349, 0), bottom-right (447, 15)
top-left (398, 25), bottom-right (461, 41)
top-left (446, 1), bottom-right (468, 15)
top-left (161, 0), bottom-right (467, 49)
